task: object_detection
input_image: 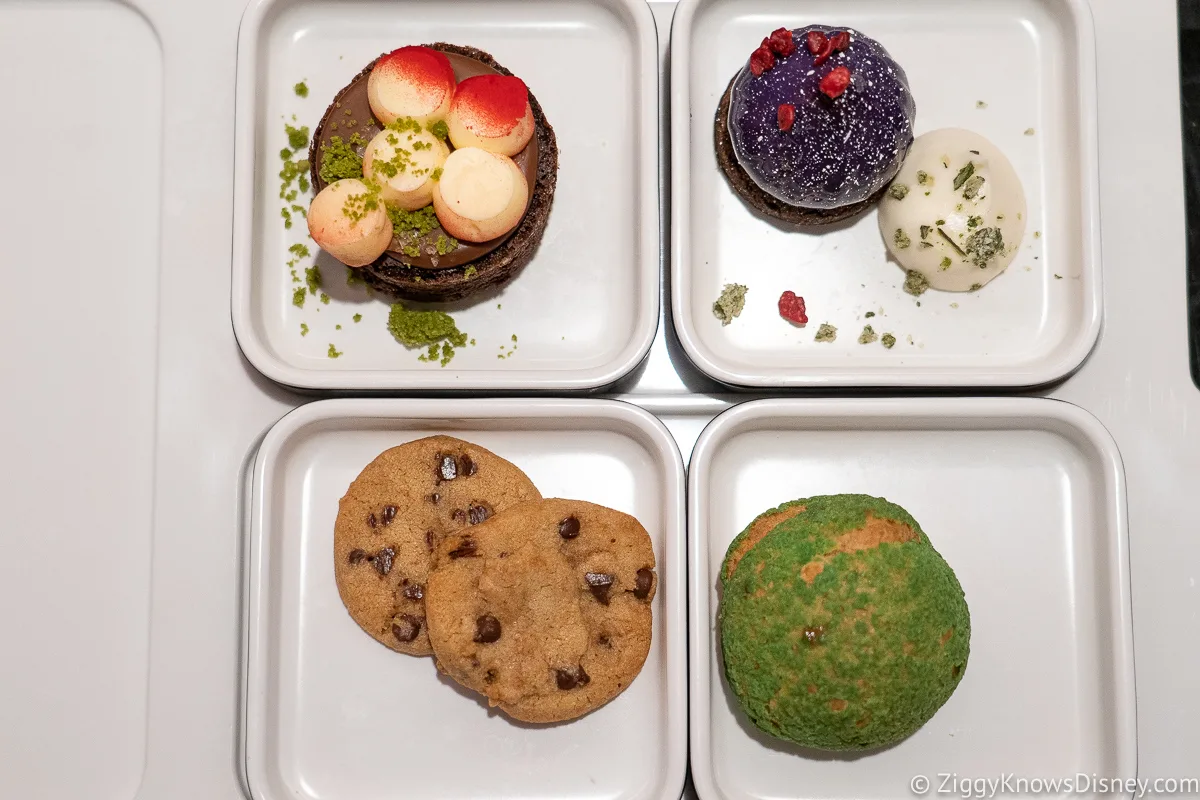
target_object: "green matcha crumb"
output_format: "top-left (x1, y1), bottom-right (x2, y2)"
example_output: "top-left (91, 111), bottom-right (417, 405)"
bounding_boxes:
top-left (294, 81), bottom-right (309, 97)
top-left (431, 166), bottom-right (444, 182)
top-left (881, 333), bottom-right (897, 349)
top-left (335, 324), bottom-right (342, 330)
top-left (435, 234), bottom-right (459, 256)
top-left (1024, 127), bottom-right (1035, 136)
top-left (917, 171), bottom-right (932, 186)
top-left (280, 147), bottom-right (293, 160)
top-left (940, 257), bottom-right (953, 269)
top-left (288, 243), bottom-right (311, 258)
top-left (511, 334), bottom-right (518, 343)
top-left (353, 313), bottom-right (362, 323)
top-left (964, 227), bottom-right (1005, 268)
top-left (388, 204), bottom-right (439, 244)
top-left (320, 292), bottom-right (330, 305)
top-left (387, 303), bottom-right (469, 368)
top-left (300, 322), bottom-right (308, 336)
top-left (962, 174), bottom-right (986, 200)
top-left (462, 266), bottom-right (477, 279)
top-left (497, 304), bottom-right (502, 310)
top-left (291, 204), bottom-right (307, 218)
top-left (281, 207), bottom-right (293, 229)
top-left (950, 302), bottom-right (959, 309)
top-left (305, 265), bottom-right (322, 295)
top-left (858, 325), bottom-right (878, 345)
top-left (285, 124), bottom-right (309, 150)
top-left (319, 133), bottom-right (367, 183)
top-left (893, 229), bottom-right (911, 250)
top-left (292, 287), bottom-right (306, 307)
top-left (713, 283), bottom-right (748, 326)
top-left (1034, 231), bottom-right (1041, 239)
top-left (346, 268), bottom-right (364, 287)
top-left (470, 338), bottom-right (476, 346)
top-left (401, 242), bottom-right (421, 258)
top-left (814, 323), bottom-right (837, 343)
top-left (865, 311), bottom-right (875, 318)
top-left (889, 183), bottom-right (909, 200)
top-left (327, 343), bottom-right (342, 359)
top-left (903, 270), bottom-right (929, 296)
top-left (290, 269), bottom-right (299, 282)
top-left (428, 120), bottom-right (449, 140)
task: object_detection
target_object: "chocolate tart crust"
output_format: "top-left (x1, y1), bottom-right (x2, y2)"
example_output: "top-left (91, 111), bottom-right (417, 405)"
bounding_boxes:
top-left (714, 75), bottom-right (884, 227)
top-left (310, 43), bottom-right (559, 304)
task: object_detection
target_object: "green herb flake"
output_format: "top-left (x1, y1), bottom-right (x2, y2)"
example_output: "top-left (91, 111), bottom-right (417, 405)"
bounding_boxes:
top-left (962, 174), bottom-right (986, 200)
top-left (1054, 274), bottom-right (1063, 280)
top-left (814, 323), bottom-right (838, 343)
top-left (903, 270), bottom-right (929, 297)
top-left (964, 227), bottom-right (1005, 268)
top-left (881, 333), bottom-right (897, 349)
top-left (953, 162), bottom-right (975, 191)
top-left (976, 100), bottom-right (988, 109)
top-left (969, 283), bottom-right (983, 292)
top-left (917, 171), bottom-right (932, 186)
top-left (967, 215), bottom-right (983, 229)
top-left (300, 322), bottom-right (309, 336)
top-left (889, 183), bottom-right (909, 200)
top-left (292, 287), bottom-right (306, 307)
top-left (327, 344), bottom-right (342, 359)
top-left (294, 81), bottom-right (309, 97)
top-left (865, 311), bottom-right (875, 318)
top-left (858, 325), bottom-right (879, 345)
top-left (893, 229), bottom-right (912, 250)
top-left (940, 257), bottom-right (953, 270)
top-left (713, 283), bottom-right (748, 326)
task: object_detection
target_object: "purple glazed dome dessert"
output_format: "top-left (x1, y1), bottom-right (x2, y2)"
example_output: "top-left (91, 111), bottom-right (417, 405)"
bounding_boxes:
top-left (715, 26), bottom-right (916, 224)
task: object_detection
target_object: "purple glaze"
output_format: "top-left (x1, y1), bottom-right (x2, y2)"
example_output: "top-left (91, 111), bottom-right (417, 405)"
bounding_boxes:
top-left (728, 26), bottom-right (915, 210)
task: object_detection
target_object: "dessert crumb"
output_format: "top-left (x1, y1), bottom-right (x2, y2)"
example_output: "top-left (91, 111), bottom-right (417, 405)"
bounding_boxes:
top-left (814, 323), bottom-right (837, 343)
top-left (976, 100), bottom-right (988, 109)
top-left (294, 81), bottom-right (309, 97)
top-left (300, 323), bottom-right (309, 336)
top-left (327, 344), bottom-right (342, 359)
top-left (713, 283), bottom-right (749, 326)
top-left (858, 325), bottom-right (878, 345)
top-left (353, 313), bottom-right (362, 323)
top-left (1024, 128), bottom-right (1035, 136)
top-left (881, 333), bottom-right (897, 349)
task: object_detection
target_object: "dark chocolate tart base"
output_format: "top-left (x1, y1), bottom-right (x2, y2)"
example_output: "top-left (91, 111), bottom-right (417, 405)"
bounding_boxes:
top-left (310, 43), bottom-right (559, 304)
top-left (714, 76), bottom-right (885, 227)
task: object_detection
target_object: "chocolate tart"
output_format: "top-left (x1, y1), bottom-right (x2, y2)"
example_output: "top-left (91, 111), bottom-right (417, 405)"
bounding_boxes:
top-left (309, 43), bottom-right (558, 303)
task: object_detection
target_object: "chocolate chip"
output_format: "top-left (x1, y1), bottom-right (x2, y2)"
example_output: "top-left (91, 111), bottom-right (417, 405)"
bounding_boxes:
top-left (558, 515), bottom-right (581, 539)
top-left (484, 668), bottom-right (498, 684)
top-left (448, 537), bottom-right (477, 559)
top-left (427, 493), bottom-right (441, 504)
top-left (348, 548), bottom-right (368, 565)
top-left (473, 614), bottom-right (502, 643)
top-left (438, 454), bottom-right (457, 481)
top-left (391, 614), bottom-right (422, 642)
top-left (467, 503), bottom-right (492, 525)
top-left (425, 530), bottom-right (435, 551)
top-left (451, 509), bottom-right (466, 524)
top-left (402, 583), bottom-right (424, 601)
top-left (555, 665), bottom-right (590, 690)
top-left (374, 547), bottom-right (395, 576)
top-left (458, 454), bottom-right (477, 476)
top-left (585, 572), bottom-right (615, 605)
top-left (367, 513), bottom-right (377, 528)
top-left (633, 568), bottom-right (654, 600)
top-left (382, 505), bottom-right (397, 525)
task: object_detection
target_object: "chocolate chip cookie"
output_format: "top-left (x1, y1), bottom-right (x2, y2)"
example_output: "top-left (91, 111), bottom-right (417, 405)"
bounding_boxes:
top-left (334, 436), bottom-right (541, 656)
top-left (425, 498), bottom-right (657, 723)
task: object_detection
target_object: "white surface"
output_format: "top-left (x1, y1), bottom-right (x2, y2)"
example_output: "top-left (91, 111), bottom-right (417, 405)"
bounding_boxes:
top-left (232, 0), bottom-right (660, 390)
top-left (688, 398), bottom-right (1135, 800)
top-left (669, 0), bottom-right (1102, 387)
top-left (3, 0), bottom-right (1199, 798)
top-left (244, 398), bottom-right (687, 800)
top-left (0, 3), bottom-right (162, 798)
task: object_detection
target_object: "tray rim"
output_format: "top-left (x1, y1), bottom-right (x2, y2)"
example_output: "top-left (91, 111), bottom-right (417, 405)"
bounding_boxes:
top-left (230, 0), bottom-right (662, 392)
top-left (685, 395), bottom-right (1136, 800)
top-left (667, 0), bottom-right (1105, 389)
top-left (241, 395), bottom-right (689, 800)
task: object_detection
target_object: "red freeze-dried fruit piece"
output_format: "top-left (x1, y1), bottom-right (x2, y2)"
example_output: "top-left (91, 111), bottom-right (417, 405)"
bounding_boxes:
top-left (768, 27), bottom-right (796, 57)
top-left (778, 291), bottom-right (808, 325)
top-left (829, 31), bottom-right (851, 52)
top-left (806, 30), bottom-right (828, 56)
top-left (777, 104), bottom-right (796, 131)
top-left (819, 66), bottom-right (852, 99)
top-left (813, 38), bottom-right (836, 66)
top-left (749, 45), bottom-right (775, 76)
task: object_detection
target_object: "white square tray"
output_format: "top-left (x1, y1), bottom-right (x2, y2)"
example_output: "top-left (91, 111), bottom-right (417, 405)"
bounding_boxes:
top-left (232, 0), bottom-right (659, 391)
top-left (687, 398), bottom-right (1134, 800)
top-left (242, 398), bottom-right (687, 800)
top-left (670, 0), bottom-right (1102, 387)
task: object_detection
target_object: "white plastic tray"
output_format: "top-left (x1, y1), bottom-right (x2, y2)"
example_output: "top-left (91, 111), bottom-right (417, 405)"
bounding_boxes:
top-left (670, 0), bottom-right (1102, 388)
top-left (232, 0), bottom-right (660, 391)
top-left (243, 398), bottom-right (687, 800)
top-left (687, 398), bottom-right (1135, 800)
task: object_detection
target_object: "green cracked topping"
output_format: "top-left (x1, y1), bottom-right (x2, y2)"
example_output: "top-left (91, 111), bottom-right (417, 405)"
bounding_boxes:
top-left (436, 234), bottom-right (459, 256)
top-left (319, 133), bottom-right (367, 183)
top-left (889, 184), bottom-right (909, 200)
top-left (713, 283), bottom-right (748, 326)
top-left (865, 311), bottom-right (875, 318)
top-left (903, 270), bottom-right (929, 296)
top-left (718, 495), bottom-right (969, 750)
top-left (881, 333), bottom-right (897, 349)
top-left (814, 323), bottom-right (837, 343)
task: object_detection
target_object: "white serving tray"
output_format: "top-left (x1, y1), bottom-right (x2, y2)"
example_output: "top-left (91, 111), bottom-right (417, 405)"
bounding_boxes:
top-left (242, 398), bottom-right (687, 800)
top-left (670, 0), bottom-right (1103, 388)
top-left (687, 398), bottom-right (1135, 800)
top-left (232, 0), bottom-right (660, 391)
